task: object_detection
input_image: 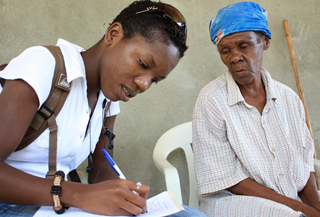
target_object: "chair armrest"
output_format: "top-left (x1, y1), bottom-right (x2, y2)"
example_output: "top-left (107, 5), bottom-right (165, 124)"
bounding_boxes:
top-left (153, 156), bottom-right (183, 204)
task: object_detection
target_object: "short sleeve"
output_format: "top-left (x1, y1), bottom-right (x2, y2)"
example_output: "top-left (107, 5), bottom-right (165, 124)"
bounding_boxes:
top-left (107, 100), bottom-right (120, 117)
top-left (0, 46), bottom-right (55, 109)
top-left (192, 90), bottom-right (248, 195)
top-left (293, 90), bottom-right (315, 174)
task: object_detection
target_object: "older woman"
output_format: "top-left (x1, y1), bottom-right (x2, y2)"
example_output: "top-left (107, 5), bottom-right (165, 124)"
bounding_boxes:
top-left (193, 2), bottom-right (319, 217)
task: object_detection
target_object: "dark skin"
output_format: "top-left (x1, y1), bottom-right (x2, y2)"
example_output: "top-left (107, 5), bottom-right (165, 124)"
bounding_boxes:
top-left (0, 22), bottom-right (180, 216)
top-left (88, 116), bottom-right (119, 184)
top-left (218, 31), bottom-right (268, 114)
top-left (217, 31), bottom-right (320, 216)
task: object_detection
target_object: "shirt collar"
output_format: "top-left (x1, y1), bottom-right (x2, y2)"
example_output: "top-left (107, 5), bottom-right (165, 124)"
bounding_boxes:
top-left (261, 68), bottom-right (277, 103)
top-left (226, 68), bottom-right (277, 107)
top-left (226, 71), bottom-right (244, 106)
top-left (56, 38), bottom-right (86, 83)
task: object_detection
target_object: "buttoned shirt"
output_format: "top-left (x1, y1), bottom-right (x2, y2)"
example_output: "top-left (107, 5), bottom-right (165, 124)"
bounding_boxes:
top-left (192, 68), bottom-right (314, 216)
top-left (0, 39), bottom-right (120, 178)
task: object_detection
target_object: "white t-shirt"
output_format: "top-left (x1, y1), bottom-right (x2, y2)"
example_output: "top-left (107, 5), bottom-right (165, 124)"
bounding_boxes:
top-left (0, 38), bottom-right (120, 178)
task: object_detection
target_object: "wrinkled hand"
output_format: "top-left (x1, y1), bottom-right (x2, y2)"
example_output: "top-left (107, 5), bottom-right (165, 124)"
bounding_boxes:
top-left (74, 179), bottom-right (149, 216)
top-left (301, 203), bottom-right (320, 217)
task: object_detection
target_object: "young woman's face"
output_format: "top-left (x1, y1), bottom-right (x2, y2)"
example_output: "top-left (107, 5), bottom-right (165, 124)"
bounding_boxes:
top-left (100, 34), bottom-right (180, 102)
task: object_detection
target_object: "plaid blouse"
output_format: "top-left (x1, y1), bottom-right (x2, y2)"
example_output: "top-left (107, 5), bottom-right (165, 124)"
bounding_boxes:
top-left (192, 68), bottom-right (314, 216)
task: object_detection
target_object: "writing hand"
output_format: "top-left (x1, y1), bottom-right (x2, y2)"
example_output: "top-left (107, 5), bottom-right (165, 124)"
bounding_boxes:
top-left (62, 179), bottom-right (149, 216)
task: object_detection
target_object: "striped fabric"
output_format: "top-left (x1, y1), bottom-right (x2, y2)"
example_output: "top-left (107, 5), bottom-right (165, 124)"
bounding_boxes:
top-left (192, 68), bottom-right (314, 216)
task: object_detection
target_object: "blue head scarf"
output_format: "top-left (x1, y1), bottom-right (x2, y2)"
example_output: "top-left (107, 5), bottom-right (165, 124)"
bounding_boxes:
top-left (209, 1), bottom-right (271, 45)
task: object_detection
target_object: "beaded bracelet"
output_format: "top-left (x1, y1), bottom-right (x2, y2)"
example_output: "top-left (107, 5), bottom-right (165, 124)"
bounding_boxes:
top-left (50, 170), bottom-right (67, 214)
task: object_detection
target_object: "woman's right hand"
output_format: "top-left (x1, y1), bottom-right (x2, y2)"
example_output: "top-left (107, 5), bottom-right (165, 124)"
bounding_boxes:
top-left (62, 179), bottom-right (149, 216)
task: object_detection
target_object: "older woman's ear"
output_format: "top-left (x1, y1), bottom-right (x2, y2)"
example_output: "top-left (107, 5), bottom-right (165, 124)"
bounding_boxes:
top-left (263, 36), bottom-right (270, 50)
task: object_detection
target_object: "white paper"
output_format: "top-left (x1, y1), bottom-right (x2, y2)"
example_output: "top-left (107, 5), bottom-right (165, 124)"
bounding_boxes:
top-left (33, 191), bottom-right (183, 217)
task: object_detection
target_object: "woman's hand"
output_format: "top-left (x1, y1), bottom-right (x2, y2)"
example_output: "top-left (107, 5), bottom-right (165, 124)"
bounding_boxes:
top-left (298, 172), bottom-right (320, 216)
top-left (62, 179), bottom-right (149, 216)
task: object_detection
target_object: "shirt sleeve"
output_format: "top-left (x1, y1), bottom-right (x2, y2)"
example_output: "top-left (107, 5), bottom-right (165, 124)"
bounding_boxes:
top-left (107, 100), bottom-right (120, 117)
top-left (292, 90), bottom-right (315, 174)
top-left (101, 96), bottom-right (120, 117)
top-left (192, 90), bottom-right (248, 195)
top-left (0, 46), bottom-right (55, 109)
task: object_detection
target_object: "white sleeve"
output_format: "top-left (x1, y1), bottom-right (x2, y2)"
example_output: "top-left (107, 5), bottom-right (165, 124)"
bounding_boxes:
top-left (0, 46), bottom-right (55, 109)
top-left (108, 100), bottom-right (120, 116)
top-left (103, 97), bottom-right (120, 117)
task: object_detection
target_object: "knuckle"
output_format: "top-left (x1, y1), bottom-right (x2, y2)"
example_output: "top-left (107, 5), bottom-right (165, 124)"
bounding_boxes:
top-left (144, 184), bottom-right (150, 191)
top-left (114, 187), bottom-right (126, 195)
top-left (141, 183), bottom-right (149, 192)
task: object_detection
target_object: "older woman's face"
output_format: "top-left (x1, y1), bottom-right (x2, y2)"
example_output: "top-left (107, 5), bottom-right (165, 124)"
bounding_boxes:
top-left (217, 31), bottom-right (270, 86)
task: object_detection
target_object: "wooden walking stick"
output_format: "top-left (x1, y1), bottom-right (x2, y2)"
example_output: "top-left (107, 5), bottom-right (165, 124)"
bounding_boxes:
top-left (283, 19), bottom-right (319, 188)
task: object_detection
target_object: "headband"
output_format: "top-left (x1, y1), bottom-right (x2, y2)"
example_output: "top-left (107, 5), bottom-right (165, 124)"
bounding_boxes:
top-left (209, 1), bottom-right (271, 45)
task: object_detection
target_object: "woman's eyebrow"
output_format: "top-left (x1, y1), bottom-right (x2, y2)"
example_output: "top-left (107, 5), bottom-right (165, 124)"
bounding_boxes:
top-left (146, 53), bottom-right (157, 67)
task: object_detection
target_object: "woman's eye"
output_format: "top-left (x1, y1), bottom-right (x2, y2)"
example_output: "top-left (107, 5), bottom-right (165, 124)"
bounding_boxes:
top-left (241, 44), bottom-right (249, 49)
top-left (220, 49), bottom-right (229, 55)
top-left (152, 78), bottom-right (158, 84)
top-left (139, 58), bottom-right (148, 69)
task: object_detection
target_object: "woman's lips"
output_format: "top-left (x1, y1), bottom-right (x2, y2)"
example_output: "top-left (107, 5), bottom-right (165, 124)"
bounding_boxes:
top-left (121, 86), bottom-right (137, 101)
top-left (123, 86), bottom-right (130, 97)
top-left (234, 68), bottom-right (247, 75)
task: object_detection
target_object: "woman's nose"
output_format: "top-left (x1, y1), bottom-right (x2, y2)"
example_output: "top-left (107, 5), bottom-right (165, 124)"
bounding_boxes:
top-left (230, 49), bottom-right (243, 63)
top-left (134, 76), bottom-right (152, 93)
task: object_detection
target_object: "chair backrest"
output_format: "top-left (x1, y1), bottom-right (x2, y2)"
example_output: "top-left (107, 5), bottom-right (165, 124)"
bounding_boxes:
top-left (152, 121), bottom-right (198, 209)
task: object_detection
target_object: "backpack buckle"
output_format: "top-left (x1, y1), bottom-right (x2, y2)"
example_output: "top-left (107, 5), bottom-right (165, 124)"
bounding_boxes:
top-left (38, 104), bottom-right (54, 120)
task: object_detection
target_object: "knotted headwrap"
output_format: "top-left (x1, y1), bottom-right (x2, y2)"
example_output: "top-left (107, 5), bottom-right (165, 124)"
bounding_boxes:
top-left (209, 1), bottom-right (271, 45)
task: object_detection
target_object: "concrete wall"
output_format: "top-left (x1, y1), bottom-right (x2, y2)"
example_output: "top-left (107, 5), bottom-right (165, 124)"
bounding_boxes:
top-left (1, 0), bottom-right (319, 204)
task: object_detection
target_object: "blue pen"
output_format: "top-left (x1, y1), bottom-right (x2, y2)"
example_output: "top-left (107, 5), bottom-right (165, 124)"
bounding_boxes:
top-left (102, 149), bottom-right (141, 196)
top-left (102, 149), bottom-right (145, 211)
top-left (102, 149), bottom-right (126, 179)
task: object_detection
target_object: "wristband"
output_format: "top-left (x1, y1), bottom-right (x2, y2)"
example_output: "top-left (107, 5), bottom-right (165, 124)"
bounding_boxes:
top-left (50, 170), bottom-right (67, 214)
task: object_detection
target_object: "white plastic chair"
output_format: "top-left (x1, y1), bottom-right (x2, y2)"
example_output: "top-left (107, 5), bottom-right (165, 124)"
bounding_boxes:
top-left (152, 121), bottom-right (198, 209)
